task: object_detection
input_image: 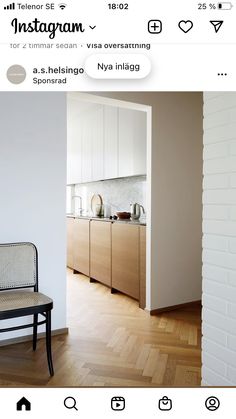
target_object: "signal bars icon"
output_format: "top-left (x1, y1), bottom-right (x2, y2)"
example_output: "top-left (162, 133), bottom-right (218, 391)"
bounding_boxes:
top-left (59, 3), bottom-right (67, 9)
top-left (4, 2), bottom-right (15, 9)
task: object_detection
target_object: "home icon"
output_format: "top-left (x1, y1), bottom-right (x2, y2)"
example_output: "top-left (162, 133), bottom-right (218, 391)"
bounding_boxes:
top-left (16, 397), bottom-right (31, 411)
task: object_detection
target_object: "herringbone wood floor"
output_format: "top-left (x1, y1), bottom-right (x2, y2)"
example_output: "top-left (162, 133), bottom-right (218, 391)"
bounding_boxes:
top-left (0, 269), bottom-right (201, 387)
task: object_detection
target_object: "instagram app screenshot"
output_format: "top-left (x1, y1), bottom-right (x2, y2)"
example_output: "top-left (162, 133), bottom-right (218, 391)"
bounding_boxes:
top-left (0, 0), bottom-right (236, 417)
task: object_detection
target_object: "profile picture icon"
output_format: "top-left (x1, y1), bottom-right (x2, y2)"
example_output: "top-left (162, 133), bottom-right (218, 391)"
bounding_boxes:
top-left (205, 396), bottom-right (220, 411)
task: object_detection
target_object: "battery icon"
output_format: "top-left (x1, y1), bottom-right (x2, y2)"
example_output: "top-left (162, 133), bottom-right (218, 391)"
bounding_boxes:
top-left (218, 2), bottom-right (233, 9)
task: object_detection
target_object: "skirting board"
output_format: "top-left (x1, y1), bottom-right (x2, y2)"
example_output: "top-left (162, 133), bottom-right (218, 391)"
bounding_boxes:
top-left (147, 300), bottom-right (202, 315)
top-left (0, 327), bottom-right (68, 347)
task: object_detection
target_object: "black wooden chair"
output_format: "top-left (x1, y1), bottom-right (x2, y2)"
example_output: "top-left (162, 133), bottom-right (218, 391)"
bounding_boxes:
top-left (0, 242), bottom-right (54, 376)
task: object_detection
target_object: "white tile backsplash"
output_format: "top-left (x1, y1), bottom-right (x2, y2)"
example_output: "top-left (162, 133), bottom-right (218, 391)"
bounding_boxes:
top-left (74, 175), bottom-right (146, 217)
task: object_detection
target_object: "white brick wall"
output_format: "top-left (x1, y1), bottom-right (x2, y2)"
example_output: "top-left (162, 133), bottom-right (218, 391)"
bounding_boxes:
top-left (203, 92), bottom-right (236, 386)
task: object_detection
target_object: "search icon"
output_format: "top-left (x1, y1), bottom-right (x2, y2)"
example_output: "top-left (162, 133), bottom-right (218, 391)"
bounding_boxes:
top-left (64, 397), bottom-right (78, 411)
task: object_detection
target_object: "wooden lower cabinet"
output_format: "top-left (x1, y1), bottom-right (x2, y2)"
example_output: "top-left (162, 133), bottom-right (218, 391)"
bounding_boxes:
top-left (90, 221), bottom-right (111, 287)
top-left (73, 218), bottom-right (90, 276)
top-left (67, 217), bottom-right (74, 269)
top-left (112, 223), bottom-right (140, 300)
top-left (139, 226), bottom-right (146, 309)
top-left (67, 217), bottom-right (146, 308)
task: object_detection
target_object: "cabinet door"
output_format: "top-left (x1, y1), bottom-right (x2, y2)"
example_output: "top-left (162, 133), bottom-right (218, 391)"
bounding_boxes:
top-left (67, 217), bottom-right (74, 268)
top-left (81, 113), bottom-right (93, 183)
top-left (90, 221), bottom-right (111, 286)
top-left (118, 108), bottom-right (147, 177)
top-left (104, 106), bottom-right (118, 180)
top-left (112, 223), bottom-right (140, 300)
top-left (81, 104), bottom-right (104, 183)
top-left (73, 219), bottom-right (90, 276)
top-left (92, 105), bottom-right (104, 181)
top-left (139, 226), bottom-right (146, 309)
top-left (67, 98), bottom-right (82, 184)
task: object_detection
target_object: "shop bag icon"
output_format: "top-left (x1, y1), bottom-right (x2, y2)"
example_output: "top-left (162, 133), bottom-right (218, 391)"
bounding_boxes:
top-left (158, 396), bottom-right (172, 411)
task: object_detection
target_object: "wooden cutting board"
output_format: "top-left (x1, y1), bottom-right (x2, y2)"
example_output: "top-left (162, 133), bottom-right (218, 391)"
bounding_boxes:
top-left (91, 194), bottom-right (103, 215)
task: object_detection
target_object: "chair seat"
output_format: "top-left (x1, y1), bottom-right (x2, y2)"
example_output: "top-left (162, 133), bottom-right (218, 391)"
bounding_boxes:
top-left (0, 291), bottom-right (52, 313)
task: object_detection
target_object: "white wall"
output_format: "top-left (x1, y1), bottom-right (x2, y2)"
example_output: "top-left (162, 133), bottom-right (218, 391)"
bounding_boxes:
top-left (93, 92), bottom-right (203, 310)
top-left (0, 92), bottom-right (67, 340)
top-left (202, 92), bottom-right (236, 385)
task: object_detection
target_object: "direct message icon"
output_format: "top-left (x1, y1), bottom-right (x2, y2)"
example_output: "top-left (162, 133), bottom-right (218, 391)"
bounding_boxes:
top-left (158, 396), bottom-right (172, 411)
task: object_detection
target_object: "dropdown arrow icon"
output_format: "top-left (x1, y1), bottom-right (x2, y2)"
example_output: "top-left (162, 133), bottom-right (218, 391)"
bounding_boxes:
top-left (89, 25), bottom-right (96, 30)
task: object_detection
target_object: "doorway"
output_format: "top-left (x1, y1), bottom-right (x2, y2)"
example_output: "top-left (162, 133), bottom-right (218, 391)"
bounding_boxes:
top-left (66, 92), bottom-right (152, 309)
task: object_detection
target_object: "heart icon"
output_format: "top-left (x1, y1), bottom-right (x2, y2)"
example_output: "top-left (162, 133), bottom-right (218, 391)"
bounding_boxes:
top-left (178, 20), bottom-right (193, 33)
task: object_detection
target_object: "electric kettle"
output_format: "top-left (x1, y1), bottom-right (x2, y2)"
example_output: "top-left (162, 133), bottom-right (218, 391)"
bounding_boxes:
top-left (130, 203), bottom-right (145, 220)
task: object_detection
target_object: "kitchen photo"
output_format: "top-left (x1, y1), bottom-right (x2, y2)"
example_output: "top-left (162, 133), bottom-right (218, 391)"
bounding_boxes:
top-left (1, 91), bottom-right (205, 386)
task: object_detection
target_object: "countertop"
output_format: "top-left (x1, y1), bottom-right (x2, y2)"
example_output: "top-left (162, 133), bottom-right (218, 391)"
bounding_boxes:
top-left (66, 214), bottom-right (146, 226)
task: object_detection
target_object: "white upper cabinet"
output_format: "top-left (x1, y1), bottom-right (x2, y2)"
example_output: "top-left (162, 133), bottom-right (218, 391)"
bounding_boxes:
top-left (67, 97), bottom-right (147, 185)
top-left (104, 106), bottom-right (119, 180)
top-left (81, 111), bottom-right (93, 183)
top-left (118, 108), bottom-right (147, 177)
top-left (92, 105), bottom-right (104, 181)
top-left (132, 110), bottom-right (147, 175)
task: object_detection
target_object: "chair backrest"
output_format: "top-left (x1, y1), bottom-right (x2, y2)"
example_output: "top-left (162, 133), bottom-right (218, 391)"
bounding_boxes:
top-left (0, 243), bottom-right (38, 291)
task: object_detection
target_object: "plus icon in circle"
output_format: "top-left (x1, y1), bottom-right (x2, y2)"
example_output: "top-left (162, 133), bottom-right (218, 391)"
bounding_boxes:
top-left (148, 20), bottom-right (162, 34)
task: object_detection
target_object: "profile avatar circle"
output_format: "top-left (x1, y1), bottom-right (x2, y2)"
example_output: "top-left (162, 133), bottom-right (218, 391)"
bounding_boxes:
top-left (205, 396), bottom-right (220, 411)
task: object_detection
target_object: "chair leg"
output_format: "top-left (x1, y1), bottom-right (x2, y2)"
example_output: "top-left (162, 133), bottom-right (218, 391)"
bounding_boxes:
top-left (45, 310), bottom-right (54, 376)
top-left (33, 314), bottom-right (38, 351)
